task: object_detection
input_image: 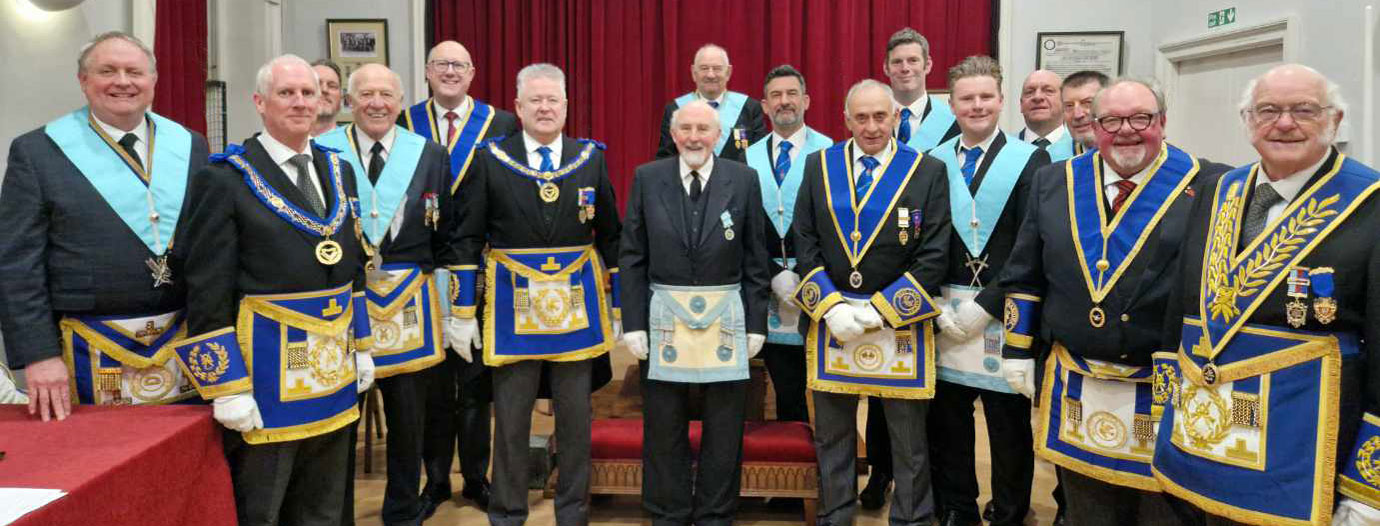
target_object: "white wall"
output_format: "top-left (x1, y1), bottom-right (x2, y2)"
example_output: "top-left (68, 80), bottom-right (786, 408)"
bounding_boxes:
top-left (281, 0), bottom-right (421, 107)
top-left (211, 0), bottom-right (278, 143)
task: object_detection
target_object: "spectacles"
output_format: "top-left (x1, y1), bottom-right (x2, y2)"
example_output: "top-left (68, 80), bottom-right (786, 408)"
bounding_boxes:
top-left (1243, 103), bottom-right (1333, 124)
top-left (1094, 112), bottom-right (1159, 133)
top-left (428, 60), bottom-right (472, 73)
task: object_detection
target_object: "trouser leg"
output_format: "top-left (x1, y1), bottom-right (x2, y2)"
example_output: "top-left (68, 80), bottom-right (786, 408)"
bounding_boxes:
top-left (690, 379), bottom-right (748, 526)
top-left (883, 397), bottom-right (934, 526)
top-left (487, 360), bottom-right (542, 526)
top-left (811, 390), bottom-right (860, 526)
top-left (926, 381), bottom-right (981, 522)
top-left (641, 364), bottom-right (692, 526)
top-left (548, 360), bottom-right (592, 526)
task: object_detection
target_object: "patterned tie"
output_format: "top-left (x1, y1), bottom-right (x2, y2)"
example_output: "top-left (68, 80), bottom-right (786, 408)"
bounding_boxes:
top-left (288, 154), bottom-right (325, 216)
top-left (774, 140), bottom-right (793, 185)
top-left (118, 133), bottom-right (144, 170)
top-left (689, 170), bottom-right (703, 201)
top-left (444, 111), bottom-right (458, 146)
top-left (367, 142), bottom-right (385, 185)
top-left (1241, 184), bottom-right (1284, 244)
top-left (897, 108), bottom-right (913, 144)
top-left (537, 146), bottom-right (556, 171)
top-left (856, 156), bottom-right (879, 202)
top-left (960, 146), bottom-right (983, 187)
top-left (1033, 137), bottom-right (1051, 149)
top-left (708, 101), bottom-right (720, 109)
top-left (1109, 178), bottom-right (1138, 215)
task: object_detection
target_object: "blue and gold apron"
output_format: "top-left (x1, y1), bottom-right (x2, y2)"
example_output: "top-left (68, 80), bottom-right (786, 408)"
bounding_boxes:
top-left (647, 283), bottom-right (748, 383)
top-left (60, 310), bottom-right (197, 405)
top-left (483, 245), bottom-right (613, 365)
top-left (805, 294), bottom-right (937, 400)
top-left (366, 263), bottom-right (445, 377)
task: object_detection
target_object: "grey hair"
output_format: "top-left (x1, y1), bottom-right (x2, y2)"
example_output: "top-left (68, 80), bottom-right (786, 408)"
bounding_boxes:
top-left (1236, 64), bottom-right (1349, 117)
top-left (516, 63), bottom-right (566, 98)
top-left (842, 79), bottom-right (896, 117)
top-left (694, 43), bottom-right (730, 66)
top-left (255, 54), bottom-right (318, 96)
top-left (347, 65), bottom-right (403, 99)
top-left (670, 100), bottom-right (719, 130)
top-left (78, 31), bottom-right (157, 74)
top-left (1092, 76), bottom-right (1167, 116)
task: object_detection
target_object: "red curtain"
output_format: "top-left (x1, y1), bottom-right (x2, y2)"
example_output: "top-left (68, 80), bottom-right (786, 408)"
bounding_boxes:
top-left (434, 0), bottom-right (992, 206)
top-left (153, 0), bottom-right (208, 135)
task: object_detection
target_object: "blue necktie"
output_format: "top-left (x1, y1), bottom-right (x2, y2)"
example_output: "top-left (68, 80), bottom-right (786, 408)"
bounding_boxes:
top-left (774, 140), bottom-right (793, 185)
top-left (960, 146), bottom-right (983, 187)
top-left (708, 101), bottom-right (720, 109)
top-left (897, 108), bottom-right (913, 144)
top-left (857, 156), bottom-right (879, 202)
top-left (537, 145), bottom-right (555, 171)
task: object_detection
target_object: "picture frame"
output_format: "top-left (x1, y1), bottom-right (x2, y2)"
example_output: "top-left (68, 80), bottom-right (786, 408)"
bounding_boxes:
top-left (1036, 31), bottom-right (1124, 78)
top-left (326, 19), bottom-right (390, 81)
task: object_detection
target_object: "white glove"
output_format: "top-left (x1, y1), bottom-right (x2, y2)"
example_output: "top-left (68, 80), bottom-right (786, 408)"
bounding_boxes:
top-left (1003, 358), bottom-right (1036, 398)
top-left (748, 333), bottom-right (766, 358)
top-left (935, 308), bottom-right (967, 341)
top-left (1334, 498), bottom-right (1380, 526)
top-left (954, 300), bottom-right (994, 337)
top-left (612, 318), bottom-right (624, 340)
top-left (770, 270), bottom-right (801, 303)
top-left (823, 304), bottom-right (865, 343)
top-left (623, 330), bottom-right (649, 360)
top-left (355, 352), bottom-right (375, 393)
top-left (445, 317), bottom-right (480, 362)
top-left (852, 304), bottom-right (884, 330)
top-left (212, 392), bottom-right (263, 432)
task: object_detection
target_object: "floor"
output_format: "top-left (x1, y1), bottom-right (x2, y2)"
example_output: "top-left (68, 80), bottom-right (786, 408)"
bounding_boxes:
top-left (351, 362), bottom-right (1061, 525)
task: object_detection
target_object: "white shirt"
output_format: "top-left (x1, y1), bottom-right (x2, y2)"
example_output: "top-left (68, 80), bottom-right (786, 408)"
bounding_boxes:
top-left (896, 95), bottom-right (929, 135)
top-left (357, 126), bottom-right (396, 173)
top-left (1256, 152), bottom-right (1329, 223)
top-left (697, 91), bottom-right (726, 107)
top-left (957, 128), bottom-right (1003, 178)
top-left (433, 96), bottom-right (472, 145)
top-left (1020, 124), bottom-right (1067, 146)
top-left (679, 154), bottom-right (715, 195)
top-left (850, 141), bottom-right (895, 183)
top-left (258, 131), bottom-right (326, 205)
top-left (1101, 159), bottom-right (1153, 210)
top-left (523, 132), bottom-right (563, 171)
top-left (771, 126), bottom-right (808, 165)
top-left (93, 114), bottom-right (150, 169)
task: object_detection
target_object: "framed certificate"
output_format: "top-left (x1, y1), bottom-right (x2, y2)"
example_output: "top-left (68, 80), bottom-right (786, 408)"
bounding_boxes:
top-left (326, 19), bottom-right (390, 81)
top-left (1036, 31), bottom-right (1124, 78)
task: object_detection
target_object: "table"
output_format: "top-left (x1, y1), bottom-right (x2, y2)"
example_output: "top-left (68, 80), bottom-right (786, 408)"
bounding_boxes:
top-left (0, 404), bottom-right (236, 526)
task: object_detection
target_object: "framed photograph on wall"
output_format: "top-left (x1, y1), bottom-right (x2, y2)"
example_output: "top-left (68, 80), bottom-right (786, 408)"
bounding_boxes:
top-left (327, 19), bottom-right (389, 81)
top-left (1036, 31), bottom-right (1124, 78)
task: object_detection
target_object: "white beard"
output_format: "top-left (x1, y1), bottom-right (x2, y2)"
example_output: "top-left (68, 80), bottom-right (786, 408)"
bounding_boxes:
top-left (681, 149), bottom-right (710, 168)
top-left (1106, 143), bottom-right (1153, 171)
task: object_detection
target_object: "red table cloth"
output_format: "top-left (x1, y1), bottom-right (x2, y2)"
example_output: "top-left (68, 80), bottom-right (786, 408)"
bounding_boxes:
top-left (0, 404), bottom-right (235, 526)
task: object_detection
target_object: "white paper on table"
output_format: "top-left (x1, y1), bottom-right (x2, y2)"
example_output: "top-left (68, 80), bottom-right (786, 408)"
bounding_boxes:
top-left (0, 488), bottom-right (66, 526)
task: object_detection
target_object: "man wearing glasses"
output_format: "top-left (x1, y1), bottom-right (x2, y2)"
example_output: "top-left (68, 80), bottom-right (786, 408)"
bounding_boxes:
top-left (403, 39), bottom-right (518, 517)
top-left (655, 44), bottom-right (767, 163)
top-left (1154, 64), bottom-right (1380, 526)
top-left (997, 78), bottom-right (1229, 525)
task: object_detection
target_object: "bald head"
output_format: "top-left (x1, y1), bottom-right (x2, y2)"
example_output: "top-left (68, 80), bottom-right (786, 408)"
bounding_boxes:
top-left (426, 40), bottom-right (475, 107)
top-left (691, 44), bottom-right (733, 100)
top-left (1020, 70), bottom-right (1063, 135)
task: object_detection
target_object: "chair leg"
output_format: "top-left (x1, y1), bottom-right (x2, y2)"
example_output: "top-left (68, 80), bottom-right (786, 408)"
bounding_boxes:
top-left (371, 387), bottom-right (385, 438)
top-left (803, 497), bottom-right (818, 526)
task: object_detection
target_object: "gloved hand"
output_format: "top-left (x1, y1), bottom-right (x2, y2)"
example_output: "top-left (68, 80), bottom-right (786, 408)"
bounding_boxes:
top-left (824, 304), bottom-right (865, 343)
top-left (355, 352), bottom-right (375, 393)
top-left (748, 333), bottom-right (766, 358)
top-left (212, 392), bottom-right (263, 432)
top-left (935, 308), bottom-right (967, 341)
top-left (770, 270), bottom-right (802, 303)
top-left (1003, 358), bottom-right (1036, 398)
top-left (954, 300), bottom-right (995, 337)
top-left (1334, 498), bottom-right (1380, 526)
top-left (445, 317), bottom-right (480, 362)
top-left (622, 330), bottom-right (649, 360)
top-left (852, 304), bottom-right (884, 330)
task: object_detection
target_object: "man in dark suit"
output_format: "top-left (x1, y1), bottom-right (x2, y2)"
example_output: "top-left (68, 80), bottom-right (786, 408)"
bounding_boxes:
top-left (924, 56), bottom-right (1050, 526)
top-left (317, 63), bottom-right (458, 526)
top-left (998, 78), bottom-right (1231, 526)
top-left (655, 44), bottom-right (767, 163)
top-left (453, 63), bottom-right (621, 526)
top-left (175, 54), bottom-right (374, 526)
top-left (401, 40), bottom-right (520, 513)
top-left (1155, 64), bottom-right (1380, 526)
top-left (793, 79), bottom-right (952, 526)
top-left (620, 99), bottom-right (771, 526)
top-left (0, 31), bottom-right (209, 418)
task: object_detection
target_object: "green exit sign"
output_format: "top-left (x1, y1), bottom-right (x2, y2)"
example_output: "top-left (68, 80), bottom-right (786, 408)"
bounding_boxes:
top-left (1209, 7), bottom-right (1237, 28)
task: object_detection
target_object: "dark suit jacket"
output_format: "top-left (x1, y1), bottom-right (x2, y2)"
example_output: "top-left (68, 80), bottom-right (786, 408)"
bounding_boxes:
top-left (180, 136), bottom-right (368, 337)
top-left (655, 96), bottom-right (768, 163)
top-left (620, 156), bottom-right (772, 335)
top-left (793, 143), bottom-right (952, 312)
top-left (355, 129), bottom-right (461, 270)
top-left (397, 98), bottom-right (519, 151)
top-left (997, 151), bottom-right (1232, 365)
top-left (0, 124), bottom-right (209, 369)
top-left (933, 133), bottom-right (1051, 316)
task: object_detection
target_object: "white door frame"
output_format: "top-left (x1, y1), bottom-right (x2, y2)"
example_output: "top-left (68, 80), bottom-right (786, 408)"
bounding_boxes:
top-left (1155, 18), bottom-right (1297, 118)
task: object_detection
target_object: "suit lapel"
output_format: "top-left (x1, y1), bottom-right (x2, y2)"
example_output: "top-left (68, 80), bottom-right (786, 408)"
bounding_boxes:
top-left (497, 135), bottom-right (548, 240)
top-left (545, 137), bottom-right (582, 240)
top-left (656, 164), bottom-right (691, 249)
top-left (311, 147), bottom-right (337, 213)
top-left (244, 138), bottom-right (320, 216)
top-left (697, 162), bottom-right (733, 246)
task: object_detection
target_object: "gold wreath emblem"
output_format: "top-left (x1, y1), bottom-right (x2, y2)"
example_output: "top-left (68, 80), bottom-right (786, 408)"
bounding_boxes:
top-left (1152, 363), bottom-right (1179, 405)
top-left (1355, 437), bottom-right (1380, 487)
top-left (1003, 299), bottom-right (1019, 332)
top-left (374, 320), bottom-right (401, 349)
top-left (1087, 411), bottom-right (1129, 450)
top-left (854, 344), bottom-right (884, 371)
top-left (801, 283), bottom-right (822, 309)
top-left (1181, 384), bottom-right (1232, 449)
top-left (893, 289), bottom-right (922, 317)
top-left (189, 342), bottom-right (230, 383)
top-left (534, 288), bottom-right (570, 327)
top-left (309, 336), bottom-right (349, 386)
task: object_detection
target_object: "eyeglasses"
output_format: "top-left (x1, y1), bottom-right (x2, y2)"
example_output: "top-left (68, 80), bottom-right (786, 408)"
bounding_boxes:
top-left (1243, 103), bottom-right (1333, 124)
top-left (1094, 112), bottom-right (1159, 133)
top-left (428, 60), bottom-right (472, 73)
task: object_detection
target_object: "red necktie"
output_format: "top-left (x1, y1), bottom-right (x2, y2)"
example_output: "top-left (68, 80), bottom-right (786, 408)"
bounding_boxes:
top-left (444, 111), bottom-right (459, 145)
top-left (1110, 179), bottom-right (1137, 214)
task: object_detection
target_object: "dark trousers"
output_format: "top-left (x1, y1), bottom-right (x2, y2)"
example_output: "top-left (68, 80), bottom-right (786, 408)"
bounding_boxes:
top-left (490, 359), bottom-right (592, 526)
top-left (1059, 467), bottom-right (1185, 526)
top-left (866, 396), bottom-right (892, 477)
top-left (422, 351), bottom-right (490, 498)
top-left (761, 342), bottom-right (808, 422)
top-left (928, 381), bottom-right (1033, 526)
top-left (225, 425), bottom-right (352, 526)
top-left (814, 391), bottom-right (934, 526)
top-left (640, 364), bottom-right (748, 526)
top-left (374, 368), bottom-right (436, 525)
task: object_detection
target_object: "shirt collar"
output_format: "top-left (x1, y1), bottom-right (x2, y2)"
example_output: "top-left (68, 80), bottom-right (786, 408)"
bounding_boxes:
top-left (679, 154), bottom-right (715, 182)
top-left (1101, 157), bottom-right (1154, 188)
top-left (522, 131), bottom-right (563, 165)
top-left (772, 126), bottom-right (808, 151)
top-left (960, 127), bottom-right (1001, 153)
top-left (851, 139), bottom-right (895, 168)
top-left (899, 96), bottom-right (928, 118)
top-left (1024, 124), bottom-right (1066, 144)
top-left (696, 91), bottom-right (725, 105)
top-left (258, 131), bottom-right (313, 167)
top-left (356, 125), bottom-right (397, 158)
top-left (1257, 149), bottom-right (1331, 204)
top-left (92, 113), bottom-right (149, 147)
top-left (433, 96), bottom-right (471, 119)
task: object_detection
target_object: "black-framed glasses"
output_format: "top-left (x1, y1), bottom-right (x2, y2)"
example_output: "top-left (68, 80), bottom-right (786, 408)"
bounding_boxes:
top-left (428, 60), bottom-right (472, 73)
top-left (1094, 113), bottom-right (1159, 132)
top-left (1243, 103), bottom-right (1333, 124)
